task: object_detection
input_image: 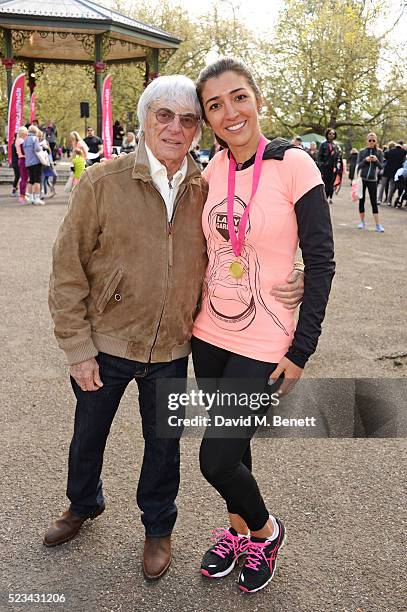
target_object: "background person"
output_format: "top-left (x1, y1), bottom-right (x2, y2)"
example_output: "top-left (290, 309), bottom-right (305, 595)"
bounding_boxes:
top-left (84, 127), bottom-right (103, 164)
top-left (378, 140), bottom-right (406, 206)
top-left (307, 141), bottom-right (318, 162)
top-left (348, 147), bottom-right (358, 182)
top-left (209, 139), bottom-right (222, 160)
top-left (393, 159), bottom-right (407, 208)
top-left (71, 147), bottom-right (87, 186)
top-left (24, 125), bottom-right (44, 205)
top-left (39, 133), bottom-right (57, 198)
top-left (356, 132), bottom-right (384, 231)
top-left (318, 128), bottom-right (343, 204)
top-left (69, 131), bottom-right (88, 160)
top-left (45, 121), bottom-right (57, 161)
top-left (121, 131), bottom-right (137, 154)
top-left (16, 126), bottom-right (28, 204)
top-left (113, 120), bottom-right (125, 149)
top-left (193, 57), bottom-right (335, 595)
top-left (11, 133), bottom-right (20, 197)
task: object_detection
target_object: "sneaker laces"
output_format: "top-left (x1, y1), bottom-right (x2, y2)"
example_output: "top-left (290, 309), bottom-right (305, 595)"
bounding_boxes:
top-left (244, 540), bottom-right (277, 572)
top-left (210, 528), bottom-right (249, 559)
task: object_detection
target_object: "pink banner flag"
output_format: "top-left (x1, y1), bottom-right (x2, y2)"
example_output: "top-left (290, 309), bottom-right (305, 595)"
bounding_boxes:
top-left (30, 93), bottom-right (36, 124)
top-left (7, 73), bottom-right (26, 165)
top-left (102, 75), bottom-right (112, 160)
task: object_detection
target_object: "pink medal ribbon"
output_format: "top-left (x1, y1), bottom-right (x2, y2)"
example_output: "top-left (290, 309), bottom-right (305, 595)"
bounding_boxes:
top-left (227, 135), bottom-right (268, 278)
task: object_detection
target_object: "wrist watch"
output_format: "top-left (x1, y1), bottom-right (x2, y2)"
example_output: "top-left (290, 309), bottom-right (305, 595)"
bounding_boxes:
top-left (293, 261), bottom-right (305, 272)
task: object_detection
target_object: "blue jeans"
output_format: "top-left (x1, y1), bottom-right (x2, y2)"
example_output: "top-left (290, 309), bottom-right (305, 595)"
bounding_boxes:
top-left (67, 352), bottom-right (187, 537)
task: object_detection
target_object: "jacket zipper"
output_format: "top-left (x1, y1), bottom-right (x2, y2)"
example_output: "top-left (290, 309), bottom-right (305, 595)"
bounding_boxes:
top-left (147, 182), bottom-right (189, 360)
top-left (367, 148), bottom-right (373, 180)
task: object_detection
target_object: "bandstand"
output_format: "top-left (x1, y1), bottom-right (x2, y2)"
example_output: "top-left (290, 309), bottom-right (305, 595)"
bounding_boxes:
top-left (0, 0), bottom-right (181, 135)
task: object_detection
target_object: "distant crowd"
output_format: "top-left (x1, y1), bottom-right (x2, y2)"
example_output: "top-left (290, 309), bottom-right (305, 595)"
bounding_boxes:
top-left (5, 117), bottom-right (407, 222)
top-left (289, 130), bottom-right (407, 232)
top-left (8, 119), bottom-right (139, 205)
top-left (290, 131), bottom-right (407, 209)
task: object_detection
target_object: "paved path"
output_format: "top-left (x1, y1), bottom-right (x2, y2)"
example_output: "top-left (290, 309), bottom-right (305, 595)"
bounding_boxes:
top-left (0, 183), bottom-right (405, 611)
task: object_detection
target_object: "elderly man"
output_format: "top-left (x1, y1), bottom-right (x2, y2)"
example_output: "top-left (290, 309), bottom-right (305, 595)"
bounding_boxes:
top-left (44, 75), bottom-right (303, 579)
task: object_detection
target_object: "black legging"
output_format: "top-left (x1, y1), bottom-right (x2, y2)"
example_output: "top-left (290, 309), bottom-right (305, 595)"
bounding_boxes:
top-left (359, 180), bottom-right (378, 214)
top-left (321, 166), bottom-right (335, 199)
top-left (12, 163), bottom-right (20, 189)
top-left (191, 336), bottom-right (280, 531)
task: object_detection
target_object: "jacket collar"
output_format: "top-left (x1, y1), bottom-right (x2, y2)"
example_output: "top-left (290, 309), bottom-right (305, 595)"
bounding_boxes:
top-left (132, 134), bottom-right (201, 182)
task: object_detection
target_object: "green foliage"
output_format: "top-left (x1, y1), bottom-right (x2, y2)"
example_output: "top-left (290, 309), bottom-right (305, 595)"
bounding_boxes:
top-left (261, 0), bottom-right (407, 145)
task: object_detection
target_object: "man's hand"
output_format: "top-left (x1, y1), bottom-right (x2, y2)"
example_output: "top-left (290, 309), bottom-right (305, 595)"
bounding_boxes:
top-left (268, 356), bottom-right (304, 397)
top-left (70, 357), bottom-right (103, 392)
top-left (270, 269), bottom-right (304, 310)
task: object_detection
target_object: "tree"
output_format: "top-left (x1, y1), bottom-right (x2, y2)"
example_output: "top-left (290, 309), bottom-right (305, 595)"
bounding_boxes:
top-left (261, 0), bottom-right (407, 139)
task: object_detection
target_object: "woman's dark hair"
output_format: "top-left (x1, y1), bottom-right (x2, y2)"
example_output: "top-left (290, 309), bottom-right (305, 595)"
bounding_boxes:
top-left (196, 56), bottom-right (262, 149)
top-left (325, 128), bottom-right (337, 139)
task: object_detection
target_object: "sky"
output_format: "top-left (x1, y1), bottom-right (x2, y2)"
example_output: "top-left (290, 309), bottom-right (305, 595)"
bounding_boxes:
top-left (175, 0), bottom-right (405, 41)
top-left (176, 0), bottom-right (283, 33)
top-left (101, 0), bottom-right (406, 45)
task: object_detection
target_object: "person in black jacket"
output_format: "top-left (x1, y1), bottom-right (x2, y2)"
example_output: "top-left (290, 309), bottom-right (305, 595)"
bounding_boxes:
top-left (348, 148), bottom-right (358, 182)
top-left (11, 133), bottom-right (20, 196)
top-left (356, 132), bottom-right (384, 231)
top-left (378, 141), bottom-right (406, 205)
top-left (112, 120), bottom-right (125, 148)
top-left (317, 128), bottom-right (343, 204)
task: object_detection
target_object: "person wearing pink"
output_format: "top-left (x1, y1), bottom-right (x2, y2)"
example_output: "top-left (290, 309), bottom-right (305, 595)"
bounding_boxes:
top-left (193, 58), bottom-right (335, 593)
top-left (16, 126), bottom-right (29, 204)
top-left (69, 131), bottom-right (89, 161)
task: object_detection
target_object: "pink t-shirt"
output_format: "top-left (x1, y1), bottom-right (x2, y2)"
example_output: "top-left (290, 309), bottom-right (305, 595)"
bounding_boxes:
top-left (192, 146), bottom-right (323, 363)
top-left (16, 137), bottom-right (25, 158)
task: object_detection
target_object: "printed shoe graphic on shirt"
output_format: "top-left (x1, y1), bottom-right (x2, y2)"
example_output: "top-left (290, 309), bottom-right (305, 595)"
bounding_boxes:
top-left (203, 196), bottom-right (289, 336)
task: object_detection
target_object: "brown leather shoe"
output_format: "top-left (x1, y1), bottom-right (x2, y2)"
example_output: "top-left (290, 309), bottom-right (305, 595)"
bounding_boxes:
top-left (43, 504), bottom-right (105, 547)
top-left (142, 536), bottom-right (172, 580)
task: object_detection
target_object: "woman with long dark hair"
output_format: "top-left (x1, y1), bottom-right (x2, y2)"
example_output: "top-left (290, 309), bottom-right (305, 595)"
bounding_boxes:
top-left (192, 57), bottom-right (335, 594)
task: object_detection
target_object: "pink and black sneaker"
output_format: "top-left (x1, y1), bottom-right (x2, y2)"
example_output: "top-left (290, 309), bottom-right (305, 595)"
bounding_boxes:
top-left (201, 527), bottom-right (249, 578)
top-left (238, 517), bottom-right (286, 593)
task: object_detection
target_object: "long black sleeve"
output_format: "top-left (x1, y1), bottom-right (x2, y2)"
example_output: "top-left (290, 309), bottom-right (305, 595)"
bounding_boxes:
top-left (285, 184), bottom-right (335, 368)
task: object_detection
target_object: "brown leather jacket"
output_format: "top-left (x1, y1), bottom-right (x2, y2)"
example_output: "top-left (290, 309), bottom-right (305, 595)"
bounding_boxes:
top-left (49, 139), bottom-right (208, 365)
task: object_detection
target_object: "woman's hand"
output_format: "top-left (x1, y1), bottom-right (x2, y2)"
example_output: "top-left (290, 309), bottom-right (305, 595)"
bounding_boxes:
top-left (268, 356), bottom-right (304, 397)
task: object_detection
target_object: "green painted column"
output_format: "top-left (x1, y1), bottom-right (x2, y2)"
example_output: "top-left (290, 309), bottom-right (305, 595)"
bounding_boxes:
top-left (151, 48), bottom-right (159, 79)
top-left (94, 34), bottom-right (105, 138)
top-left (2, 29), bottom-right (16, 102)
top-left (144, 48), bottom-right (159, 87)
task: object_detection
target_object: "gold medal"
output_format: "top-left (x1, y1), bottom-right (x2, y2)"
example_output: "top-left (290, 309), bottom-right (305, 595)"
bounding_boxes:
top-left (229, 260), bottom-right (245, 279)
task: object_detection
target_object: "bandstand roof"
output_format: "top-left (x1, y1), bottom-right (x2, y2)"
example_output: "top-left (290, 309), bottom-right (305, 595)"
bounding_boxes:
top-left (0, 0), bottom-right (181, 64)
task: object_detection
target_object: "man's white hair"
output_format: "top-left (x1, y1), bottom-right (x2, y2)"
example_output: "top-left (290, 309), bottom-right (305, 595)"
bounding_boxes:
top-left (137, 75), bottom-right (202, 146)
